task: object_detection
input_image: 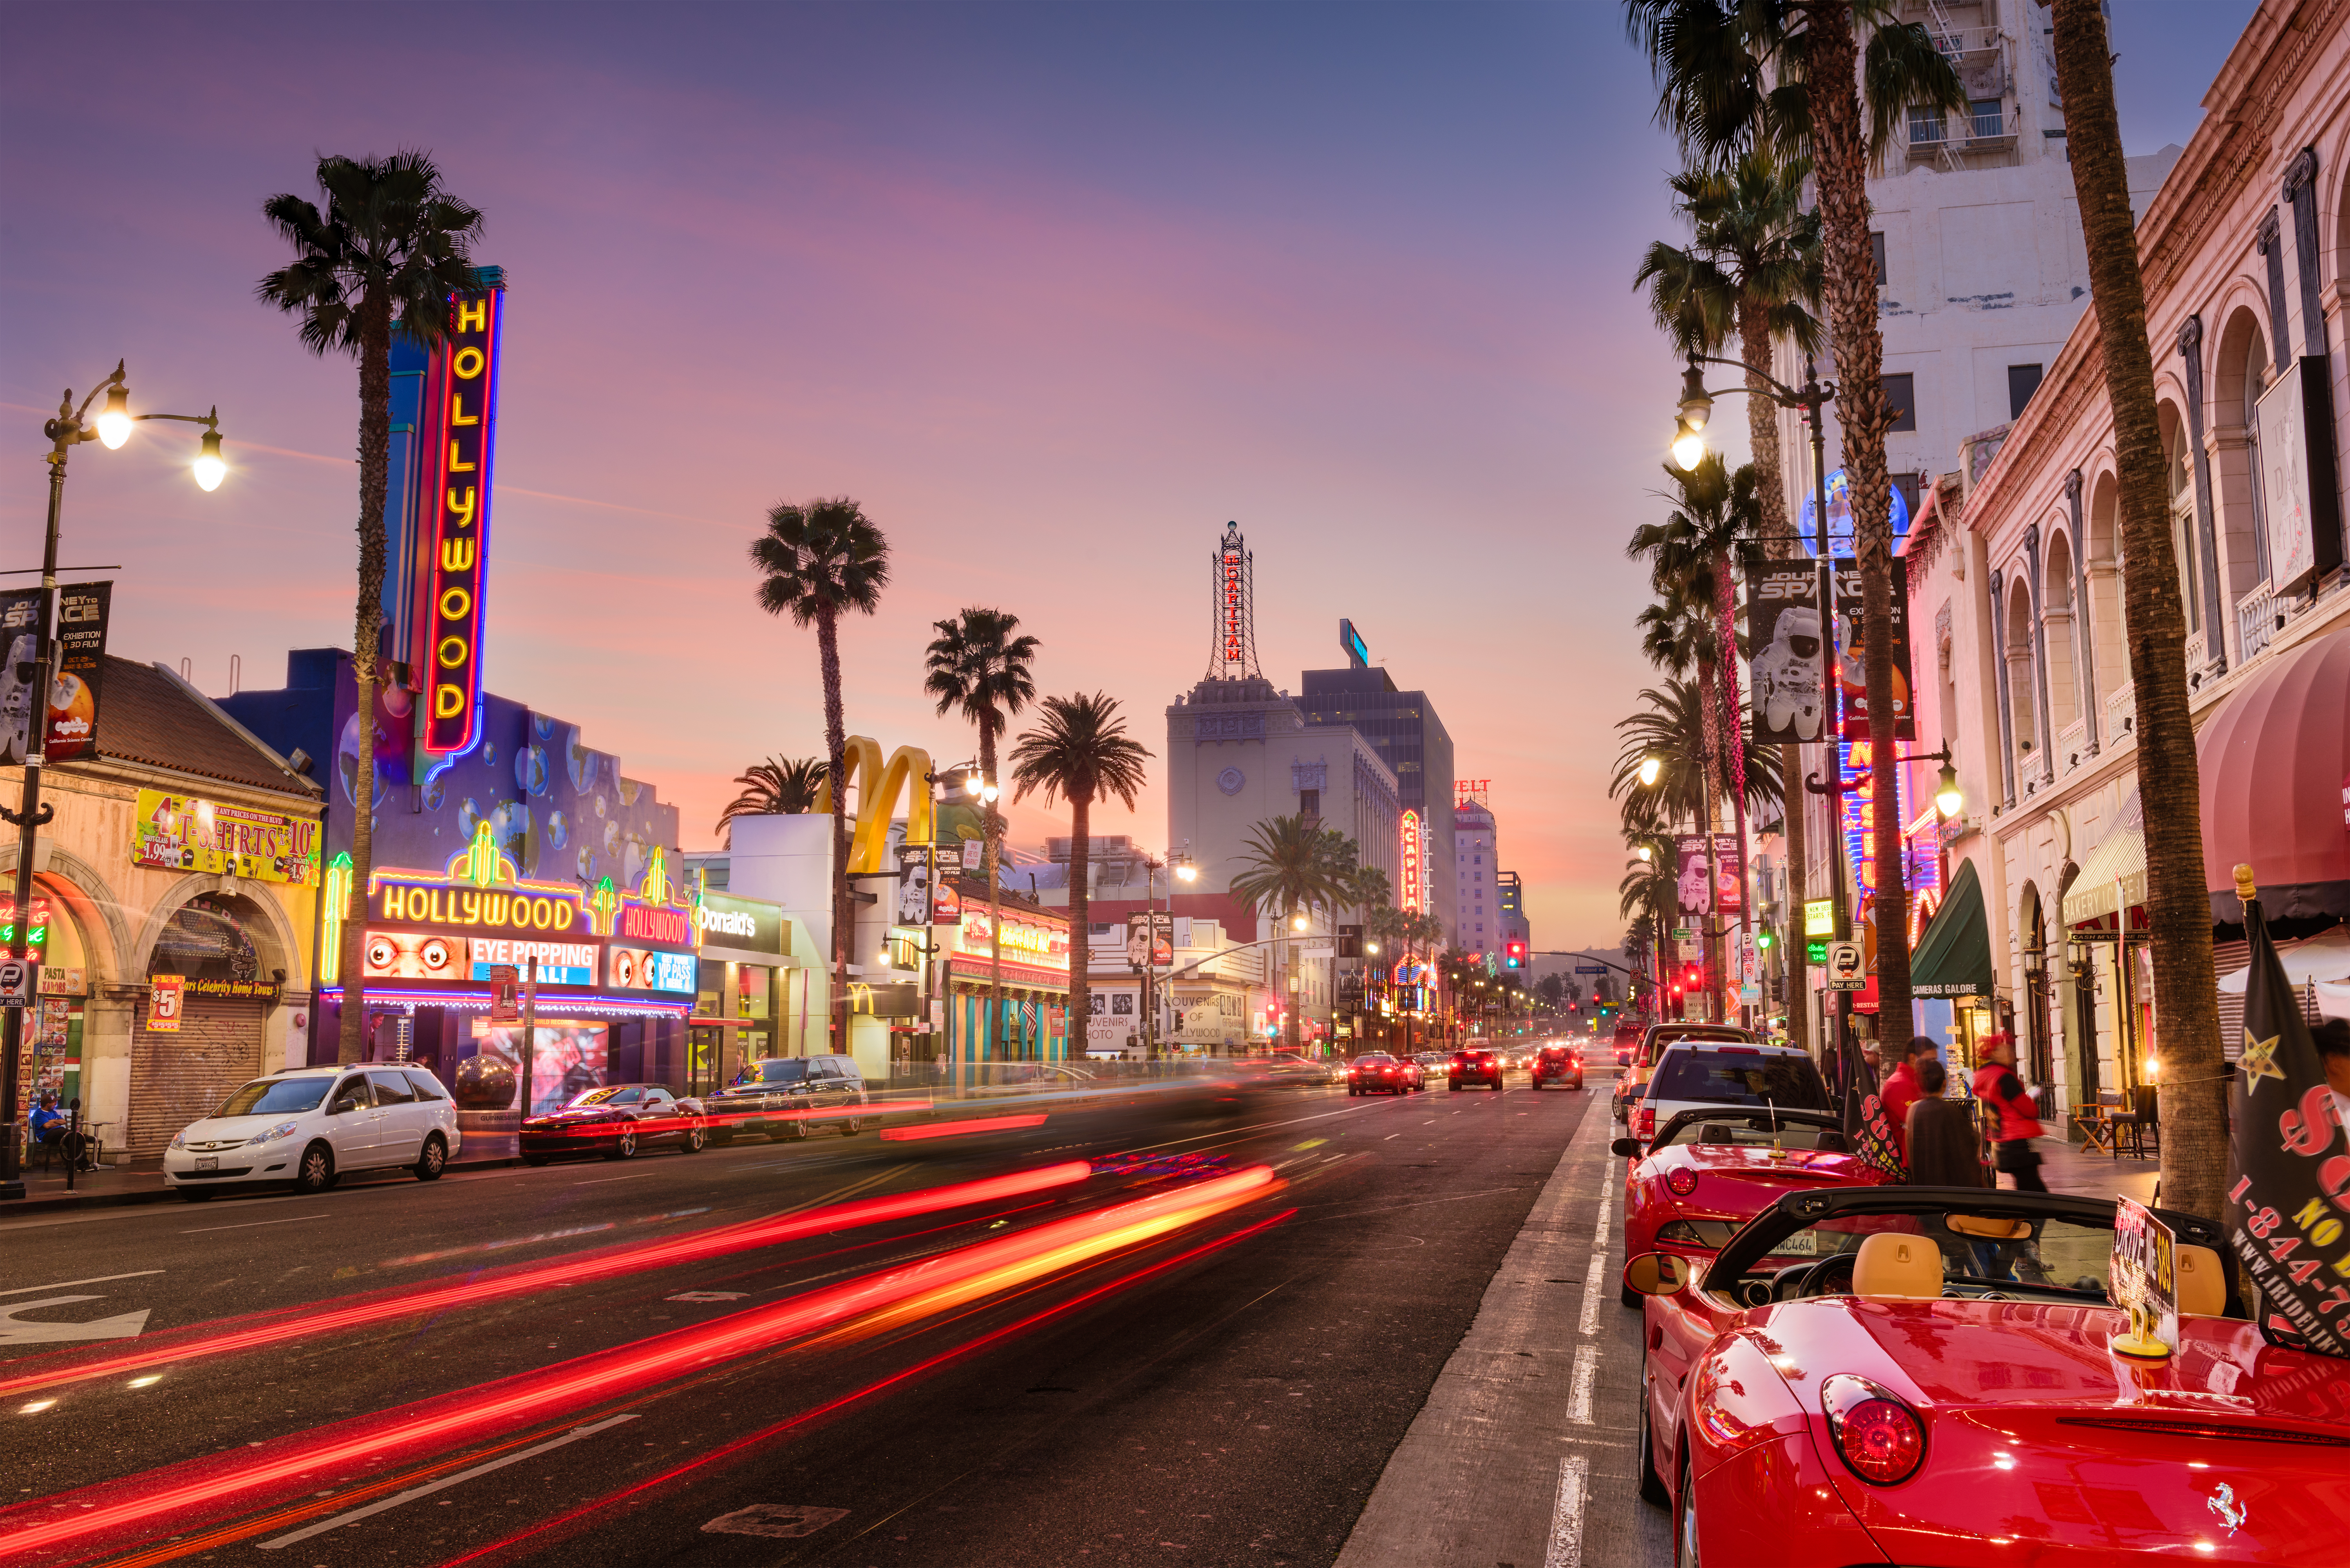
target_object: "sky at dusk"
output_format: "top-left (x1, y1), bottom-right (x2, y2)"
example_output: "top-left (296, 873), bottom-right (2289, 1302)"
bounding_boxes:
top-left (2, 0), bottom-right (2256, 948)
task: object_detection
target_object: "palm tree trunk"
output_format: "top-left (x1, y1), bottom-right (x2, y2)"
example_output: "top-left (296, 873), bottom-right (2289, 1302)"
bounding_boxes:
top-left (1714, 545), bottom-right (1757, 1014)
top-left (2051, 0), bottom-right (2223, 1219)
top-left (980, 720), bottom-right (1004, 1060)
top-left (1780, 742), bottom-right (1809, 1050)
top-left (1807, 0), bottom-right (1912, 1046)
top-left (1067, 790), bottom-right (1091, 1064)
top-left (1739, 300), bottom-right (1789, 541)
top-left (338, 295), bottom-right (394, 1065)
top-left (817, 603), bottom-right (848, 1060)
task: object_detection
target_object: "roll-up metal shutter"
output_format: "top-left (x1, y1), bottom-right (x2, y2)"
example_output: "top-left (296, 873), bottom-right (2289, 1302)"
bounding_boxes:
top-left (127, 998), bottom-right (266, 1155)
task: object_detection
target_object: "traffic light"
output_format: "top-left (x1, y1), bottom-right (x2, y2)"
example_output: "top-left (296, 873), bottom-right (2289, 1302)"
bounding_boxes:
top-left (1505, 942), bottom-right (1525, 969)
top-left (1337, 924), bottom-right (1362, 958)
top-left (1683, 962), bottom-right (1701, 989)
top-left (1756, 929), bottom-right (1774, 951)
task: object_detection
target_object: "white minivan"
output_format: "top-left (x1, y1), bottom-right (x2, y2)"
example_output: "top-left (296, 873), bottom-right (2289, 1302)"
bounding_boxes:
top-left (163, 1065), bottom-right (462, 1200)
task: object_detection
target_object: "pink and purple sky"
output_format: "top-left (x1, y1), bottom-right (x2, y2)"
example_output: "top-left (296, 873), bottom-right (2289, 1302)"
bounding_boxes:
top-left (2, 1), bottom-right (2251, 947)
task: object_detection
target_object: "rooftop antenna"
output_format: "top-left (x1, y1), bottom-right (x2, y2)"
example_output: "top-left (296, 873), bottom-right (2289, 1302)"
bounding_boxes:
top-left (1208, 521), bottom-right (1261, 681)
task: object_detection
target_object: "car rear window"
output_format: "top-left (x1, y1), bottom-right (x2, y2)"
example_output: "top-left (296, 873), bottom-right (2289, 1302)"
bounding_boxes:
top-left (758, 1059), bottom-right (810, 1085)
top-left (1649, 1050), bottom-right (1829, 1111)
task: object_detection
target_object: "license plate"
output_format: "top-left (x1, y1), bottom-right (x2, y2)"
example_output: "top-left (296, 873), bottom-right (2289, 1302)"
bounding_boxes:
top-left (195, 1156), bottom-right (218, 1171)
top-left (1767, 1230), bottom-right (1817, 1257)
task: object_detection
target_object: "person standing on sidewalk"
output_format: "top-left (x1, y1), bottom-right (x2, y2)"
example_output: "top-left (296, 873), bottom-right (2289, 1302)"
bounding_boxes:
top-left (1971, 1033), bottom-right (2046, 1193)
top-left (1879, 1037), bottom-right (1937, 1165)
top-left (1903, 1060), bottom-right (1983, 1187)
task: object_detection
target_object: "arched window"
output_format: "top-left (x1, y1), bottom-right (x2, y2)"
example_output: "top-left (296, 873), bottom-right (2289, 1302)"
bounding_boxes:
top-left (2043, 528), bottom-right (2079, 733)
top-left (2165, 414), bottom-right (2202, 636)
top-left (2240, 325), bottom-right (2272, 582)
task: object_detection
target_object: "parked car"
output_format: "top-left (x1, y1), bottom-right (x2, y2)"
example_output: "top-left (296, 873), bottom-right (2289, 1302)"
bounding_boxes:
top-left (1529, 1043), bottom-right (1584, 1090)
top-left (1622, 1189), bottom-right (2340, 1565)
top-left (1627, 1039), bottom-right (1833, 1146)
top-left (163, 1066), bottom-right (461, 1199)
top-left (1346, 1053), bottom-right (1414, 1095)
top-left (1614, 1022), bottom-right (1761, 1121)
top-left (521, 1084), bottom-right (709, 1164)
top-left (1448, 1048), bottom-right (1504, 1090)
top-left (1611, 1106), bottom-right (1892, 1304)
top-left (705, 1054), bottom-right (869, 1142)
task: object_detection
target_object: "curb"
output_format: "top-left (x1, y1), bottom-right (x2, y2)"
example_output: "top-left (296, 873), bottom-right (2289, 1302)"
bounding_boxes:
top-left (0, 1154), bottom-right (529, 1218)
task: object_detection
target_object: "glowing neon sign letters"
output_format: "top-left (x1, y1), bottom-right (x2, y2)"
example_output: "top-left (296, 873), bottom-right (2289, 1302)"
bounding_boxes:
top-left (421, 285), bottom-right (504, 754)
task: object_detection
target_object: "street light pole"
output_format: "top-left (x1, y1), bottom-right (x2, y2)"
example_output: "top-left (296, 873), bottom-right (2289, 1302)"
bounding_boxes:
top-left (4, 365), bottom-right (225, 1200)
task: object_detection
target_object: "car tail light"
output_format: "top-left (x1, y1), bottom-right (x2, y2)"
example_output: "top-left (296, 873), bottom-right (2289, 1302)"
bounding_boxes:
top-left (1665, 1167), bottom-right (1699, 1197)
top-left (1632, 1105), bottom-right (1655, 1140)
top-left (1821, 1375), bottom-right (1925, 1485)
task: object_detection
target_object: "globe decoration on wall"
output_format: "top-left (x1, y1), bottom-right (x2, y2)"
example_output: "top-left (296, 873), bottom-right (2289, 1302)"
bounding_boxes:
top-left (1797, 468), bottom-right (1911, 558)
top-left (1217, 767), bottom-right (1246, 796)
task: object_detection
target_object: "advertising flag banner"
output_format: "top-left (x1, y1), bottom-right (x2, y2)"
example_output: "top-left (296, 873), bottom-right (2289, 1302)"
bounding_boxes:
top-left (146, 975), bottom-right (186, 1033)
top-left (45, 582), bottom-right (110, 762)
top-left (1833, 558), bottom-right (1915, 741)
top-left (1712, 833), bottom-right (1742, 915)
top-left (1743, 552), bottom-right (1830, 744)
top-left (1674, 835), bottom-right (1712, 917)
top-left (2226, 879), bottom-right (2350, 1358)
top-left (0, 589), bottom-right (41, 767)
top-left (930, 876), bottom-right (961, 925)
top-left (132, 789), bottom-right (322, 885)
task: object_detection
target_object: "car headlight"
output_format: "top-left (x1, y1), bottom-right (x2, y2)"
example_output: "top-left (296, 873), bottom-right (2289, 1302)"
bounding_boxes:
top-left (170, 1128), bottom-right (188, 1150)
top-left (244, 1120), bottom-right (302, 1146)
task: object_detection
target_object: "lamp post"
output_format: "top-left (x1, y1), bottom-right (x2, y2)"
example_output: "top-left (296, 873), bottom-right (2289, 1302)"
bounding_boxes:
top-left (4, 364), bottom-right (226, 1199)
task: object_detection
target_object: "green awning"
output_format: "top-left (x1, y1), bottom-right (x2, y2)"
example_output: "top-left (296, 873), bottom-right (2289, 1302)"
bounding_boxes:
top-left (1911, 857), bottom-right (1994, 999)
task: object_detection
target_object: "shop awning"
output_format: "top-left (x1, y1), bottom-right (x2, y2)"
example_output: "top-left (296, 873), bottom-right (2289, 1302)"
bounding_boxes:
top-left (1912, 858), bottom-right (1996, 998)
top-left (2063, 788), bottom-right (2146, 926)
top-left (2201, 626), bottom-right (2350, 921)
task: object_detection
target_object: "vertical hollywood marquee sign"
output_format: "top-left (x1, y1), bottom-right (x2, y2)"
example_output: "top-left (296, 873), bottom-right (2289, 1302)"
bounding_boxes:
top-left (421, 284), bottom-right (505, 754)
top-left (1400, 809), bottom-right (1424, 914)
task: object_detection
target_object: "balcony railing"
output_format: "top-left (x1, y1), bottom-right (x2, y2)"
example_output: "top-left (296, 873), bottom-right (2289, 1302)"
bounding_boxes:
top-left (2104, 685), bottom-right (2136, 742)
top-left (2056, 718), bottom-right (2089, 778)
top-left (2238, 580), bottom-right (2284, 663)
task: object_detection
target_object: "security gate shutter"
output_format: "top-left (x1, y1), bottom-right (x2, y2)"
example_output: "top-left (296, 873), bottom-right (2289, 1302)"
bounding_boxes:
top-left (128, 997), bottom-right (266, 1156)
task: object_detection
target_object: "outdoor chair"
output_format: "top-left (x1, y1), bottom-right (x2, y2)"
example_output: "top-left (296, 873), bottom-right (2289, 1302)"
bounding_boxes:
top-left (2109, 1085), bottom-right (2160, 1160)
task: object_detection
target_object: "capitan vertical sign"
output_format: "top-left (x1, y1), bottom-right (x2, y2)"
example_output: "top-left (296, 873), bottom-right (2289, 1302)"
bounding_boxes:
top-left (421, 278), bottom-right (505, 754)
top-left (1399, 809), bottom-right (1424, 914)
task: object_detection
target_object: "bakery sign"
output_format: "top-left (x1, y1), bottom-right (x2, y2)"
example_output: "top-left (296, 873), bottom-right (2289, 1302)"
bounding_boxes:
top-left (960, 909), bottom-right (1069, 970)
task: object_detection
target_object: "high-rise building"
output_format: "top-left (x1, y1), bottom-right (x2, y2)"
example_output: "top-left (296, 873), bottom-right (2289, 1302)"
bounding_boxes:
top-left (1299, 621), bottom-right (1456, 941)
top-left (1452, 786), bottom-right (1497, 955)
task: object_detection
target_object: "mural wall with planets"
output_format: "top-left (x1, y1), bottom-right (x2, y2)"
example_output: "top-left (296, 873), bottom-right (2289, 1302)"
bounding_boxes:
top-left (327, 677), bottom-right (681, 891)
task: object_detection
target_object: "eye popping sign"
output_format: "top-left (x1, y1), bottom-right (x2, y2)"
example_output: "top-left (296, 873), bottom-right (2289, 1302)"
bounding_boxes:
top-left (420, 283), bottom-right (504, 754)
top-left (2227, 865), bottom-right (2350, 1359)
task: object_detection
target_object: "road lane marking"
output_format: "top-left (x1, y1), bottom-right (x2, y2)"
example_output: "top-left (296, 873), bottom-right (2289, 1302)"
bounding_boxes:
top-left (571, 1171), bottom-right (669, 1184)
top-left (1544, 1454), bottom-right (1589, 1568)
top-left (1383, 1134), bottom-right (1402, 1140)
top-left (179, 1214), bottom-right (329, 1235)
top-left (0, 1297), bottom-right (152, 1344)
top-left (1566, 1344), bottom-right (1597, 1424)
top-left (1592, 1187), bottom-right (1611, 1245)
top-left (1577, 1253), bottom-right (1608, 1336)
top-left (0, 1270), bottom-right (164, 1299)
top-left (257, 1414), bottom-right (639, 1548)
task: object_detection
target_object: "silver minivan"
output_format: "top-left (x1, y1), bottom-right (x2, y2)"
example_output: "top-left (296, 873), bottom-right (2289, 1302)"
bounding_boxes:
top-left (163, 1065), bottom-right (462, 1199)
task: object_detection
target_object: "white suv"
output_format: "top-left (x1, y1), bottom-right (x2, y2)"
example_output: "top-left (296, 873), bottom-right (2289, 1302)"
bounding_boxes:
top-left (163, 1065), bottom-right (462, 1201)
top-left (1626, 1040), bottom-right (1833, 1148)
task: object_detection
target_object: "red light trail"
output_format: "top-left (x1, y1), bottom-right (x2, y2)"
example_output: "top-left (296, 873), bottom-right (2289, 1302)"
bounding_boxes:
top-left (0, 1162), bottom-right (1089, 1401)
top-left (0, 1166), bottom-right (1280, 1560)
top-left (879, 1114), bottom-right (1048, 1141)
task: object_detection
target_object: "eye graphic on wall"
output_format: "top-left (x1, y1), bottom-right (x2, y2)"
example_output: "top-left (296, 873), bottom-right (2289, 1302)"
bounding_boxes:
top-left (367, 934), bottom-right (397, 972)
top-left (419, 938), bottom-right (453, 974)
top-left (611, 948), bottom-right (642, 988)
top-left (364, 931), bottom-right (463, 979)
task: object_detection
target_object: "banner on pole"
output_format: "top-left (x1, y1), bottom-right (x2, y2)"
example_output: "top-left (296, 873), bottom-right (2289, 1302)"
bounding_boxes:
top-left (1675, 835), bottom-right (1712, 917)
top-left (1743, 553), bottom-right (1830, 744)
top-left (1832, 558), bottom-right (1914, 741)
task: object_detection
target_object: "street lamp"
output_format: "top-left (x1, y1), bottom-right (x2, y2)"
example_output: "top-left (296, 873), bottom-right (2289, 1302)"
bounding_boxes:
top-left (1638, 753), bottom-right (1662, 788)
top-left (1933, 758), bottom-right (1964, 819)
top-left (4, 361), bottom-right (226, 1200)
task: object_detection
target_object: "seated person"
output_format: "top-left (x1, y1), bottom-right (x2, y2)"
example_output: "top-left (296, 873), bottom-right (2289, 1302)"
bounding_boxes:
top-left (29, 1094), bottom-right (64, 1145)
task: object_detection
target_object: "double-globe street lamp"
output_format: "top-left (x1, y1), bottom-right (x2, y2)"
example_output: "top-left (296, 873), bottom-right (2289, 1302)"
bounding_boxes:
top-left (3, 363), bottom-right (227, 1199)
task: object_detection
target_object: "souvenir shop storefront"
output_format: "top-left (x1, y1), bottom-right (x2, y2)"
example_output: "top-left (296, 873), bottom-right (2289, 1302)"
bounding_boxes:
top-left (324, 829), bottom-right (701, 1120)
top-left (940, 893), bottom-right (1069, 1066)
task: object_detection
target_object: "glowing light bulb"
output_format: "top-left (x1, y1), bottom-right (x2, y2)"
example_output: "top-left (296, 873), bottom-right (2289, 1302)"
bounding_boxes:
top-left (1670, 421), bottom-right (1706, 471)
top-left (96, 386), bottom-right (132, 450)
top-left (1638, 755), bottom-right (1662, 788)
top-left (192, 430), bottom-right (226, 492)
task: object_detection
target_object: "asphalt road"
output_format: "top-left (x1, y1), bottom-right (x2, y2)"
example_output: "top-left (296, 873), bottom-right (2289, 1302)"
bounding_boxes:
top-left (0, 1069), bottom-right (1667, 1568)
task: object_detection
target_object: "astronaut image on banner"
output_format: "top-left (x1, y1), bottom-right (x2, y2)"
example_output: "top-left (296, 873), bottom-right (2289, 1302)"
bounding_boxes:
top-left (1753, 604), bottom-right (1826, 742)
top-left (1676, 838), bottom-right (1713, 917)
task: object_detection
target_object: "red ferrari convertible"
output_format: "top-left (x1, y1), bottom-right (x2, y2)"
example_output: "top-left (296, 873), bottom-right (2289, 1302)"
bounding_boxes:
top-left (1627, 1187), bottom-right (2350, 1566)
top-left (1612, 1107), bottom-right (1897, 1306)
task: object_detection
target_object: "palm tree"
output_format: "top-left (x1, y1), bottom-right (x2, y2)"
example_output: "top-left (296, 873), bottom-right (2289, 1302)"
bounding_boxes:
top-left (750, 497), bottom-right (891, 1053)
top-left (716, 756), bottom-right (826, 845)
top-left (924, 608), bottom-right (1039, 1057)
top-left (1229, 814), bottom-right (1361, 1054)
top-left (2047, 0), bottom-right (2222, 1218)
top-left (1009, 692), bottom-right (1152, 1062)
top-left (258, 151), bottom-right (484, 1063)
top-left (1629, 0), bottom-right (1963, 1050)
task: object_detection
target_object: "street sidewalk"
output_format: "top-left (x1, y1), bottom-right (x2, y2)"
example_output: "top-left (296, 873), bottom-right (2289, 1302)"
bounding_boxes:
top-left (2027, 1135), bottom-right (2159, 1209)
top-left (3, 1133), bottom-right (524, 1217)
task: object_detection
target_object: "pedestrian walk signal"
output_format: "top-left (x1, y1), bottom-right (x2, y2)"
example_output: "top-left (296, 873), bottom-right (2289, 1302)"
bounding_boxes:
top-left (1505, 942), bottom-right (1525, 969)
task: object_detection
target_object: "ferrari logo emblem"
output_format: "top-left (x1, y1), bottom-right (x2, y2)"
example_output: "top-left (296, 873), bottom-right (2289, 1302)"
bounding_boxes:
top-left (2240, 1034), bottom-right (2285, 1091)
top-left (2207, 1481), bottom-right (2246, 1535)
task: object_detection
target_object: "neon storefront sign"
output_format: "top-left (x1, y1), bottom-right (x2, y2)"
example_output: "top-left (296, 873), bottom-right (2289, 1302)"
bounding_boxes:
top-left (1400, 809), bottom-right (1425, 913)
top-left (419, 284), bottom-right (505, 755)
top-left (961, 910), bottom-right (1068, 968)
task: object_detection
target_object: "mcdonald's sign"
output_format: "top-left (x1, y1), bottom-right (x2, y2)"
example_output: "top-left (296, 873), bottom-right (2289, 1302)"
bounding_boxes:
top-left (812, 737), bottom-right (935, 873)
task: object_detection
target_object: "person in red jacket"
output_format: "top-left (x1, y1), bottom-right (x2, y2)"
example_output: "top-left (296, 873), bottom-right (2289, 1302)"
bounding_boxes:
top-left (1879, 1036), bottom-right (1939, 1164)
top-left (1971, 1033), bottom-right (2047, 1192)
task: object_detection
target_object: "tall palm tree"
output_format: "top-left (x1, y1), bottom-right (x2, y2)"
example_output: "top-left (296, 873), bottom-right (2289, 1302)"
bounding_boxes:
top-left (1628, 0), bottom-right (1962, 1046)
top-left (924, 608), bottom-right (1039, 1057)
top-left (1009, 692), bottom-right (1152, 1061)
top-left (1229, 814), bottom-right (1361, 1053)
top-left (258, 151), bottom-right (484, 1063)
top-left (716, 756), bottom-right (826, 845)
top-left (2047, 0), bottom-right (2222, 1218)
top-left (750, 497), bottom-right (891, 1053)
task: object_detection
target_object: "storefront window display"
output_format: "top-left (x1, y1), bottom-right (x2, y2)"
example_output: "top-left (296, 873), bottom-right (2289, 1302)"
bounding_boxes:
top-left (468, 1019), bottom-right (611, 1116)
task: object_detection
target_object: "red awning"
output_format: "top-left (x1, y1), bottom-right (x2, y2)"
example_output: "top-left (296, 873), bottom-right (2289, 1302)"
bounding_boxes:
top-left (2200, 626), bottom-right (2350, 921)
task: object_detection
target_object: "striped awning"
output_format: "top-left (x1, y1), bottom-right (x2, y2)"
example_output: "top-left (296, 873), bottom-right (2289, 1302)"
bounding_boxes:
top-left (2063, 789), bottom-right (2146, 925)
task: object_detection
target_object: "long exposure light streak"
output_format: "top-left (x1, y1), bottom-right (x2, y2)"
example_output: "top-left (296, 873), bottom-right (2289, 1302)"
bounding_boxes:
top-left (0, 1166), bottom-right (1280, 1560)
top-left (432, 1207), bottom-right (1299, 1568)
top-left (0, 1163), bottom-right (1090, 1400)
top-left (879, 1114), bottom-right (1048, 1141)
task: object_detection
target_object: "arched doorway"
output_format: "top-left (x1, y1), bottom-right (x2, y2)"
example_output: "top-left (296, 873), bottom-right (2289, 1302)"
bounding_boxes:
top-left (130, 891), bottom-right (280, 1154)
top-left (2018, 882), bottom-right (2057, 1094)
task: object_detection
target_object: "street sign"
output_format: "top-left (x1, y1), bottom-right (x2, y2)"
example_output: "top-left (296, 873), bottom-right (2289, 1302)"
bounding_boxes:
top-left (0, 958), bottom-right (31, 1010)
top-left (1670, 927), bottom-right (1694, 941)
top-left (1825, 941), bottom-right (1865, 990)
top-left (1805, 940), bottom-right (1829, 964)
top-left (1804, 899), bottom-right (1835, 938)
top-left (489, 964), bottom-right (521, 1023)
top-left (1574, 964), bottom-right (1606, 974)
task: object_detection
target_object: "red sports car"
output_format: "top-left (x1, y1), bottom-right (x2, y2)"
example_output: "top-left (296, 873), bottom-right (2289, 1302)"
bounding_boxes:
top-left (1612, 1107), bottom-right (1895, 1306)
top-left (1627, 1187), bottom-right (2350, 1566)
